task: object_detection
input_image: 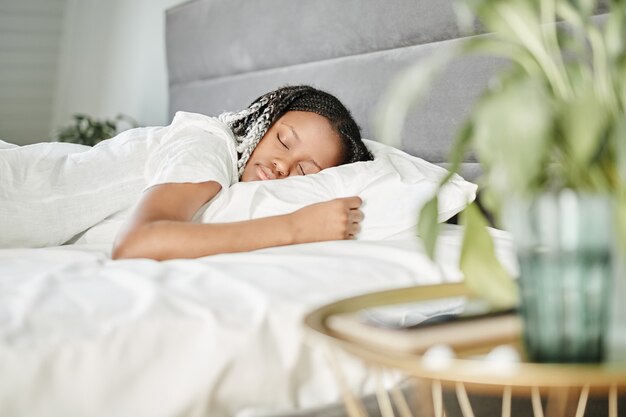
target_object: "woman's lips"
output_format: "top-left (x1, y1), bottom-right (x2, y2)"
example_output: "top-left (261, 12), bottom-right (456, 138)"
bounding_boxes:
top-left (256, 165), bottom-right (275, 181)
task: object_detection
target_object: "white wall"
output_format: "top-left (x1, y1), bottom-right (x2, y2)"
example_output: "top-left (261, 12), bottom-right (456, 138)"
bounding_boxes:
top-left (0, 0), bottom-right (66, 145)
top-left (0, 0), bottom-right (186, 146)
top-left (51, 0), bottom-right (187, 139)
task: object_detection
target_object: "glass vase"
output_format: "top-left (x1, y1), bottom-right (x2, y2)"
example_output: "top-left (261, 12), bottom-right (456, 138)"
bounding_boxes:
top-left (503, 190), bottom-right (613, 363)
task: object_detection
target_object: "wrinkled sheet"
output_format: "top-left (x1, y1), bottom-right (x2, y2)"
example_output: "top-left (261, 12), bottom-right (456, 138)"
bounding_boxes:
top-left (0, 226), bottom-right (516, 417)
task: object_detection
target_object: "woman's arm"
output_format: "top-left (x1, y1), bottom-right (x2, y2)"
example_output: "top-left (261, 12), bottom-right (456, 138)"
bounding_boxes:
top-left (112, 182), bottom-right (363, 260)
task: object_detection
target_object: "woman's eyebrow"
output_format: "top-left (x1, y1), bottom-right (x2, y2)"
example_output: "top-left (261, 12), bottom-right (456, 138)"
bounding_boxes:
top-left (281, 122), bottom-right (322, 170)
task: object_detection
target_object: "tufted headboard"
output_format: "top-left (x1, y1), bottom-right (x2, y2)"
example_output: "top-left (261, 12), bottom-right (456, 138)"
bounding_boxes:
top-left (165, 0), bottom-right (607, 182)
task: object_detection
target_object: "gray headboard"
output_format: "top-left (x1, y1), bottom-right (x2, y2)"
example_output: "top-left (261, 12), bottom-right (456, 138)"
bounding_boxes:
top-left (164, 0), bottom-right (497, 179)
top-left (164, 0), bottom-right (604, 181)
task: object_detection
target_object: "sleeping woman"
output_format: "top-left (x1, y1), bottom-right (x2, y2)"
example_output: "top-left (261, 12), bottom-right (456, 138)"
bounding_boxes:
top-left (0, 85), bottom-right (374, 260)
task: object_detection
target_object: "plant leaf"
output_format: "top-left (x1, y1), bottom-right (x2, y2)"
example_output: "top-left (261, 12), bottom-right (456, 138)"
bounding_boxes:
top-left (417, 196), bottom-right (440, 260)
top-left (472, 75), bottom-right (553, 194)
top-left (615, 190), bottom-right (626, 258)
top-left (483, 0), bottom-right (570, 98)
top-left (604, 0), bottom-right (625, 61)
top-left (463, 36), bottom-right (541, 77)
top-left (622, 60), bottom-right (626, 108)
top-left (560, 84), bottom-right (608, 167)
top-left (614, 116), bottom-right (626, 186)
top-left (441, 120), bottom-right (474, 186)
top-left (460, 203), bottom-right (519, 308)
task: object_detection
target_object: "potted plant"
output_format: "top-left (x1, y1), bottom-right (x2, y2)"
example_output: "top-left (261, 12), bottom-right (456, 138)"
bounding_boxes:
top-left (55, 114), bottom-right (137, 146)
top-left (376, 0), bottom-right (625, 362)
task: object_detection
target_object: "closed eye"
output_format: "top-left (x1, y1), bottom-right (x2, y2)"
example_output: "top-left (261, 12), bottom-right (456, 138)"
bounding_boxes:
top-left (298, 164), bottom-right (305, 175)
top-left (277, 134), bottom-right (289, 150)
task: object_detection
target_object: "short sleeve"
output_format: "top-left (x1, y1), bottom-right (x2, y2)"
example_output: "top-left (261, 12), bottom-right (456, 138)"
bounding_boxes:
top-left (144, 112), bottom-right (239, 191)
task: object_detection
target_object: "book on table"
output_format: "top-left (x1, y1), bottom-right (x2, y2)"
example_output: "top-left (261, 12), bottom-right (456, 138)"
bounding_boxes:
top-left (327, 295), bottom-right (522, 355)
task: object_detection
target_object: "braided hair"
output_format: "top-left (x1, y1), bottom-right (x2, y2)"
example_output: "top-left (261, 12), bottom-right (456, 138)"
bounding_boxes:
top-left (218, 85), bottom-right (373, 177)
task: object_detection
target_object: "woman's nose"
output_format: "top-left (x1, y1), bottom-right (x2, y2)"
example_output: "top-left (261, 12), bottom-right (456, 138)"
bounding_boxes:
top-left (272, 159), bottom-right (302, 178)
top-left (272, 160), bottom-right (289, 178)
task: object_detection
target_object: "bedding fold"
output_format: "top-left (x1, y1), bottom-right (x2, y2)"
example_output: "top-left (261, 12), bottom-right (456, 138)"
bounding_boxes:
top-left (0, 113), bottom-right (237, 249)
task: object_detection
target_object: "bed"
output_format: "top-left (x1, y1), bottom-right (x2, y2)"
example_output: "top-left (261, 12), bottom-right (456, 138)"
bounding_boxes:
top-left (0, 1), bottom-right (526, 416)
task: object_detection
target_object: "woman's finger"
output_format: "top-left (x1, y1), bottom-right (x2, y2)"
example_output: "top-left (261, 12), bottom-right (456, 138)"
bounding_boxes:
top-left (349, 209), bottom-right (364, 223)
top-left (340, 196), bottom-right (362, 209)
top-left (347, 223), bottom-right (361, 239)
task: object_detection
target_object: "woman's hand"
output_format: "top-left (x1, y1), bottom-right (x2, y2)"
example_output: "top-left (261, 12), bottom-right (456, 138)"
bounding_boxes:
top-left (289, 196), bottom-right (364, 243)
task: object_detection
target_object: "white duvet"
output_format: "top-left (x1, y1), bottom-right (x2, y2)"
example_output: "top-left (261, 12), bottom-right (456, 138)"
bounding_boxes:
top-left (0, 226), bottom-right (517, 417)
top-left (0, 114), bottom-right (496, 417)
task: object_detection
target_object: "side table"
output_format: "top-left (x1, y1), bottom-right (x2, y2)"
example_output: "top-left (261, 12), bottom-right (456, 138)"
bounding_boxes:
top-left (304, 283), bottom-right (626, 417)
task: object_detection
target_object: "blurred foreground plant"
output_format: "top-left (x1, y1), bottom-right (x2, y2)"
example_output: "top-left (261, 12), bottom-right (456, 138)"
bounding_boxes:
top-left (376, 0), bottom-right (626, 308)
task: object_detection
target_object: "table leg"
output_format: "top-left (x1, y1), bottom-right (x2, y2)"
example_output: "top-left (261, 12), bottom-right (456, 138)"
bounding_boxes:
top-left (609, 385), bottom-right (618, 417)
top-left (376, 368), bottom-right (395, 417)
top-left (390, 383), bottom-right (414, 417)
top-left (574, 384), bottom-right (590, 417)
top-left (412, 378), bottom-right (436, 417)
top-left (455, 382), bottom-right (475, 417)
top-left (532, 386), bottom-right (545, 417)
top-left (545, 387), bottom-right (572, 417)
top-left (502, 385), bottom-right (512, 417)
top-left (433, 380), bottom-right (445, 417)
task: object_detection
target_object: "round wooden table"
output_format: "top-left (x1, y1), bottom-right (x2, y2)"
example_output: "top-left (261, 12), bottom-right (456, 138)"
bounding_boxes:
top-left (304, 283), bottom-right (626, 417)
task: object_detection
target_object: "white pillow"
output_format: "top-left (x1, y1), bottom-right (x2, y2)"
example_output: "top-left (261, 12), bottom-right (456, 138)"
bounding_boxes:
top-left (198, 139), bottom-right (477, 241)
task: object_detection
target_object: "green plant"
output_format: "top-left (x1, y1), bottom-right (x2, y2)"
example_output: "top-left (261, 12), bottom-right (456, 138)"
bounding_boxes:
top-left (56, 114), bottom-right (137, 146)
top-left (376, 0), bottom-right (626, 307)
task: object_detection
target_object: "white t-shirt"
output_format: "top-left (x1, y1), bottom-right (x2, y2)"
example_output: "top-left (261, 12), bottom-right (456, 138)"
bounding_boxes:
top-left (0, 111), bottom-right (239, 248)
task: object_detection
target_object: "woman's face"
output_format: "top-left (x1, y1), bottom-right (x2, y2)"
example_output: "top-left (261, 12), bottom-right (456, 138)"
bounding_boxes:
top-left (240, 111), bottom-right (344, 182)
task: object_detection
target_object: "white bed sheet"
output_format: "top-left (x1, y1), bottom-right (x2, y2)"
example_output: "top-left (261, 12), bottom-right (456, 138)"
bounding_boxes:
top-left (0, 226), bottom-right (516, 417)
